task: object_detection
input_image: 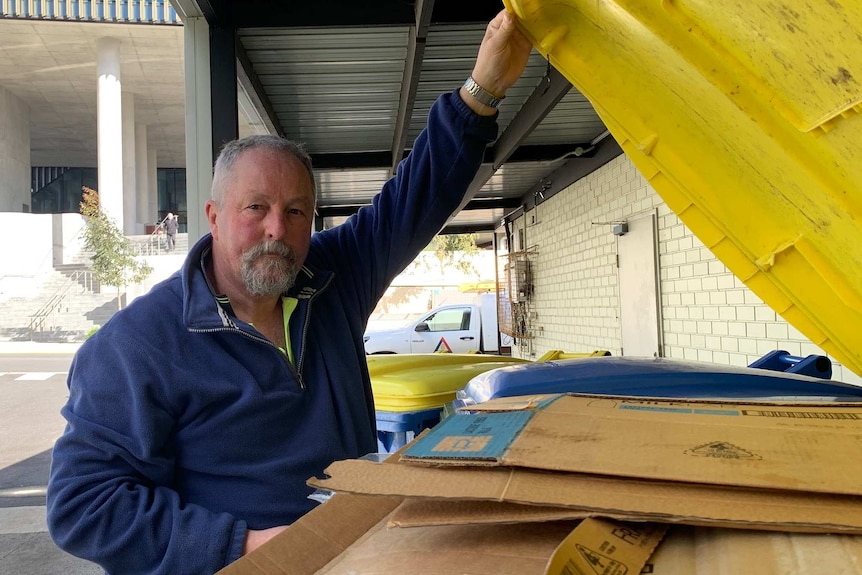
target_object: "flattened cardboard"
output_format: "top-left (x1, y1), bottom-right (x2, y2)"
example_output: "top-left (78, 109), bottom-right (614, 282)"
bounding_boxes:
top-left (215, 493), bottom-right (402, 575)
top-left (390, 499), bottom-right (595, 528)
top-left (225, 491), bottom-right (862, 575)
top-left (648, 525), bottom-right (862, 574)
top-left (318, 512), bottom-right (581, 575)
top-left (546, 518), bottom-right (666, 575)
top-left (404, 394), bottom-right (862, 496)
top-left (309, 459), bottom-right (862, 533)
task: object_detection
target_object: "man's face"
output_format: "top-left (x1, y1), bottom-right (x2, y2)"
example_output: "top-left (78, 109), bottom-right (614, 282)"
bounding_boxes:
top-left (206, 148), bottom-right (315, 298)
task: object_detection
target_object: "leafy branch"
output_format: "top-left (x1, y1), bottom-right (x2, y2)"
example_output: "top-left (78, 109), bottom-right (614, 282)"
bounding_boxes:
top-left (80, 186), bottom-right (153, 309)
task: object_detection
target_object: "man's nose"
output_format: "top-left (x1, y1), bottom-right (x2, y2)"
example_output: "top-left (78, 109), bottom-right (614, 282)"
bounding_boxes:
top-left (264, 212), bottom-right (289, 240)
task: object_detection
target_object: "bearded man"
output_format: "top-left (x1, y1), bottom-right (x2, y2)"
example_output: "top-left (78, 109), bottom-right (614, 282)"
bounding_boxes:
top-left (47, 9), bottom-right (532, 575)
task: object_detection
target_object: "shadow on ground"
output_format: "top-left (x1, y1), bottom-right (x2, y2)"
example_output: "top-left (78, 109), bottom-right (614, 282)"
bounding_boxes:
top-left (0, 449), bottom-right (52, 508)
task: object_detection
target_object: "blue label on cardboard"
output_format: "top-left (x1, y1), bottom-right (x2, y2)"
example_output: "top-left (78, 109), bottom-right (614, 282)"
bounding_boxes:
top-left (404, 411), bottom-right (535, 460)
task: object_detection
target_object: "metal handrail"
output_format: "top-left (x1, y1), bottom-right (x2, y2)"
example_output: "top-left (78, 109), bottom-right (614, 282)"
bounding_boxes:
top-left (28, 269), bottom-right (96, 338)
top-left (0, 0), bottom-right (181, 24)
top-left (134, 217), bottom-right (170, 256)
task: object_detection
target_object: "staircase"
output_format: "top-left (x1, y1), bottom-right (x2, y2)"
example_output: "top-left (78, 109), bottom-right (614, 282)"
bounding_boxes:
top-left (0, 268), bottom-right (118, 342)
top-left (130, 232), bottom-right (190, 256)
top-left (0, 233), bottom-right (189, 343)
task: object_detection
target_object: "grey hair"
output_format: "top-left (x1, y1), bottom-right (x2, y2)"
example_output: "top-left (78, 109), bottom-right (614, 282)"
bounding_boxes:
top-left (211, 135), bottom-right (316, 206)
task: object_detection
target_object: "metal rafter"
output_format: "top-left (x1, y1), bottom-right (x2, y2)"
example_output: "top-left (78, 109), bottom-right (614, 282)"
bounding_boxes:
top-left (457, 65), bottom-right (572, 213)
top-left (210, 25), bottom-right (239, 160)
top-left (389, 0), bottom-right (435, 176)
top-left (316, 196), bottom-right (521, 218)
top-left (510, 135), bottom-right (624, 222)
top-left (195, 0), bottom-right (501, 28)
top-left (236, 42), bottom-right (282, 136)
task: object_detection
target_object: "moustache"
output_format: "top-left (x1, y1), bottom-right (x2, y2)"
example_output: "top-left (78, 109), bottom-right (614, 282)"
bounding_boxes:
top-left (242, 240), bottom-right (297, 265)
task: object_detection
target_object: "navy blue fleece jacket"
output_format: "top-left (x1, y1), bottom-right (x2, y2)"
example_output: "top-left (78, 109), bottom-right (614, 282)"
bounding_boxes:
top-left (47, 90), bottom-right (498, 575)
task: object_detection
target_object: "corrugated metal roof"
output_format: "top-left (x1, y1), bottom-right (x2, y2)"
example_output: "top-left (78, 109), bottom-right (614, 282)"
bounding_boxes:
top-left (232, 2), bottom-right (617, 235)
top-left (240, 27), bottom-right (408, 153)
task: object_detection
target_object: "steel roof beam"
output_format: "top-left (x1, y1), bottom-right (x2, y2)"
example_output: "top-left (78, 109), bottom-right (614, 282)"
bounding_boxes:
top-left (210, 25), bottom-right (239, 160)
top-left (316, 196), bottom-right (520, 218)
top-left (197, 0), bottom-right (502, 28)
top-left (389, 0), bottom-right (435, 177)
top-left (311, 143), bottom-right (593, 172)
top-left (236, 42), bottom-right (283, 136)
top-left (457, 66), bottom-right (572, 213)
top-left (505, 136), bottom-right (624, 224)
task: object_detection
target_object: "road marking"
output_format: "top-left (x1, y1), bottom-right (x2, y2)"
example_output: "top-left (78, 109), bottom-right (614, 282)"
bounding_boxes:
top-left (0, 506), bottom-right (48, 534)
top-left (14, 373), bottom-right (62, 381)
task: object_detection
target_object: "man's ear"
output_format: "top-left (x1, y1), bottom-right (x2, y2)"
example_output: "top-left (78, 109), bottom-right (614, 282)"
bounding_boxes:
top-left (205, 200), bottom-right (219, 240)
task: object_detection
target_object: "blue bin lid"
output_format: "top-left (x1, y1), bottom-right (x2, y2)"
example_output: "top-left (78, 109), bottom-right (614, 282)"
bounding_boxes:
top-left (461, 357), bottom-right (862, 405)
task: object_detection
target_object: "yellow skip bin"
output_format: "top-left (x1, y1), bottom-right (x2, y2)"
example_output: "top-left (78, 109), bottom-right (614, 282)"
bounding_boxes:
top-left (505, 0), bottom-right (862, 375)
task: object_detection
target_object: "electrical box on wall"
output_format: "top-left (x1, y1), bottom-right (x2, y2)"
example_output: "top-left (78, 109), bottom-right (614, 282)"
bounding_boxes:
top-left (613, 222), bottom-right (629, 236)
top-left (513, 259), bottom-right (533, 302)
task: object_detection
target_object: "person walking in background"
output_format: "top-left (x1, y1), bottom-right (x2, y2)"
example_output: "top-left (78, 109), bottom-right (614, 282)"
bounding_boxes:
top-left (164, 212), bottom-right (179, 251)
top-left (46, 10), bottom-right (531, 575)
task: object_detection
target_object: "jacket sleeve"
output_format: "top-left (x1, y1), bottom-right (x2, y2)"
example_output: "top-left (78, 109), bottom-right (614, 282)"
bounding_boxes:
top-left (47, 333), bottom-right (247, 575)
top-left (311, 89), bottom-right (499, 319)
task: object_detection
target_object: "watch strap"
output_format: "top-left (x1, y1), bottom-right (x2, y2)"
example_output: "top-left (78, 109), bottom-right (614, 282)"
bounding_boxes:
top-left (463, 76), bottom-right (504, 108)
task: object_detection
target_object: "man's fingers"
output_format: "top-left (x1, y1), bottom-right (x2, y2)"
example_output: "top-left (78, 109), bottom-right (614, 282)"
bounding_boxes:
top-left (487, 9), bottom-right (508, 31)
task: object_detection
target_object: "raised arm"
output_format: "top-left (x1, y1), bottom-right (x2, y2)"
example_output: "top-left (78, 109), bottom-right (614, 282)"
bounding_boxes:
top-left (460, 9), bottom-right (533, 116)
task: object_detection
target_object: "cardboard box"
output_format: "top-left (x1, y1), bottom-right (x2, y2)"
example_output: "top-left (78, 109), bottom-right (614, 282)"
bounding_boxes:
top-left (309, 458), bottom-right (862, 533)
top-left (648, 525), bottom-right (862, 574)
top-left (216, 493), bottom-right (402, 575)
top-left (220, 492), bottom-right (862, 575)
top-left (223, 393), bottom-right (862, 574)
top-left (319, 514), bottom-right (581, 575)
top-left (402, 394), bottom-right (862, 496)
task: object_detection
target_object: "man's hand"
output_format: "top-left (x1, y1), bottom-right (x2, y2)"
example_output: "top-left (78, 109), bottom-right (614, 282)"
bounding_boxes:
top-left (243, 525), bottom-right (288, 555)
top-left (461, 10), bottom-right (533, 115)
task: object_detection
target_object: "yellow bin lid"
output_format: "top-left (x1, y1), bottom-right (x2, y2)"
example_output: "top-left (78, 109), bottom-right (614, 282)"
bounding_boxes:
top-left (506, 0), bottom-right (862, 375)
top-left (368, 353), bottom-right (529, 412)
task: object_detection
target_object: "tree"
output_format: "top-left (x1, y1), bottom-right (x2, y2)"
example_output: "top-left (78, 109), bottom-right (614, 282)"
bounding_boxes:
top-left (80, 186), bottom-right (153, 309)
top-left (429, 233), bottom-right (480, 276)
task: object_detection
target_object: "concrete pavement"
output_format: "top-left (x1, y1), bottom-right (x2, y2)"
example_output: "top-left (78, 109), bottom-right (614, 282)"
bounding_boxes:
top-left (0, 344), bottom-right (100, 574)
top-left (0, 342), bottom-right (82, 355)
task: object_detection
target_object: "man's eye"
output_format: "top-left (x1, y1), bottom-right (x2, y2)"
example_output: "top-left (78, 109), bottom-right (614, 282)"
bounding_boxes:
top-left (288, 208), bottom-right (304, 216)
top-left (247, 204), bottom-right (263, 211)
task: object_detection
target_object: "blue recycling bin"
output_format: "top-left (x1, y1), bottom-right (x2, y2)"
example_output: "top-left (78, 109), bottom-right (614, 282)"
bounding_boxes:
top-left (375, 407), bottom-right (443, 453)
top-left (456, 354), bottom-right (862, 407)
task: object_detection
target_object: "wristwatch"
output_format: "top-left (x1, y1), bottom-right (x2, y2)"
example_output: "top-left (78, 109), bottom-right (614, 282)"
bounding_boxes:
top-left (463, 76), bottom-right (504, 108)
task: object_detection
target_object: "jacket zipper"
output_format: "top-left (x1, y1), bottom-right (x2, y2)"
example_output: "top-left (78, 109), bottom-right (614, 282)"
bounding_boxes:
top-left (188, 325), bottom-right (305, 390)
top-left (294, 273), bottom-right (334, 380)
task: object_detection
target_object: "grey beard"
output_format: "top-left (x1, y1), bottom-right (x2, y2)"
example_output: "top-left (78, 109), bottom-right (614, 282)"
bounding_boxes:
top-left (240, 240), bottom-right (299, 296)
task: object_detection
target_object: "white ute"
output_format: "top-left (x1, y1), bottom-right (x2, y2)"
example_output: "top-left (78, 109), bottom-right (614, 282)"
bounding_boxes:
top-left (364, 293), bottom-right (503, 354)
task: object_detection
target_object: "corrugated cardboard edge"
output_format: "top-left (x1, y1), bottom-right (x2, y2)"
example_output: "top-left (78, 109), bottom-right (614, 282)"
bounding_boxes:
top-left (648, 525), bottom-right (862, 574)
top-left (215, 493), bottom-right (402, 575)
top-left (310, 459), bottom-right (862, 534)
top-left (389, 499), bottom-right (595, 528)
top-left (405, 394), bottom-right (862, 497)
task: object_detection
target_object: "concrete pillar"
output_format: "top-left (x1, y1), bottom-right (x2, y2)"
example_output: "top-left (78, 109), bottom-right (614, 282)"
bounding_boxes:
top-left (96, 37), bottom-right (124, 230)
top-left (0, 86), bottom-right (32, 213)
top-left (183, 16), bottom-right (213, 241)
top-left (148, 147), bottom-right (158, 225)
top-left (122, 92), bottom-right (137, 234)
top-left (135, 123), bottom-right (149, 233)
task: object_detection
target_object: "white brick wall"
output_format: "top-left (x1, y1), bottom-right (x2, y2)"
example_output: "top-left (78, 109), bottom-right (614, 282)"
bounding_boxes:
top-left (511, 154), bottom-right (862, 386)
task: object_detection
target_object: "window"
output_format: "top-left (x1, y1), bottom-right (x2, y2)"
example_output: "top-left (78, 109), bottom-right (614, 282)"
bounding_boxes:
top-left (424, 308), bottom-right (471, 332)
